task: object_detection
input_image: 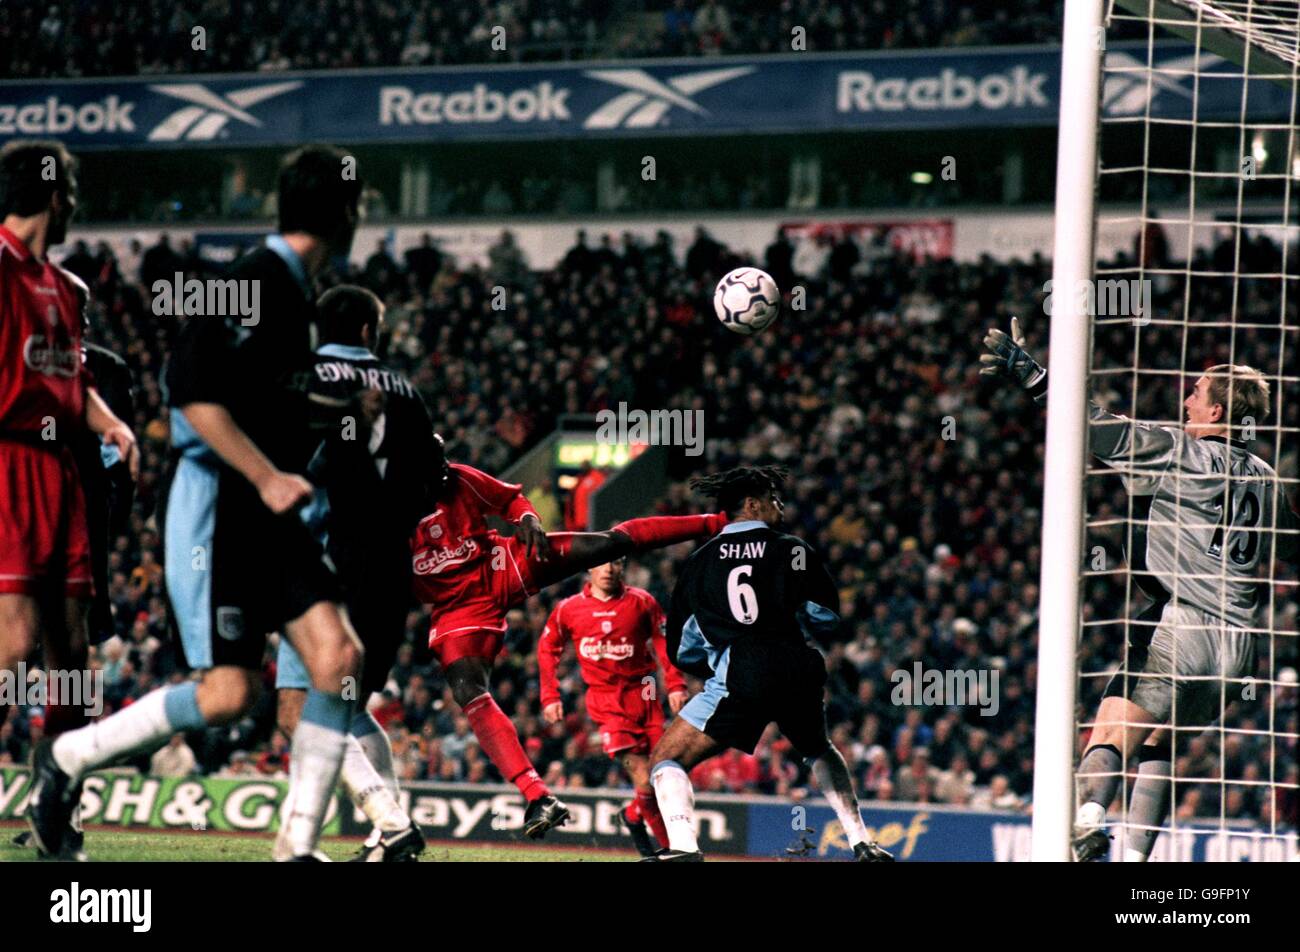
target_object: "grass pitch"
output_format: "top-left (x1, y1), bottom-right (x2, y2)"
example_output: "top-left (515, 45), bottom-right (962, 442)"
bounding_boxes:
top-left (0, 825), bottom-right (642, 862)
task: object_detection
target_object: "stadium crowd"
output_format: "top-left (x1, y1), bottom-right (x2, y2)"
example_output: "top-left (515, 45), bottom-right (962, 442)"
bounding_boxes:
top-left (2, 0), bottom-right (1065, 79)
top-left (0, 223), bottom-right (1296, 833)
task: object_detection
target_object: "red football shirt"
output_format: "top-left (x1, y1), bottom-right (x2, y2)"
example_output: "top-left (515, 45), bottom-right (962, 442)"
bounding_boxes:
top-left (0, 226), bottom-right (88, 433)
top-left (409, 463), bottom-right (538, 607)
top-left (538, 583), bottom-right (686, 707)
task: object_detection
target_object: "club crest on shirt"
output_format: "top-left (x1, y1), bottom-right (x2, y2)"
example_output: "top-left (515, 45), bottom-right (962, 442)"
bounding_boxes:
top-left (419, 509), bottom-right (446, 543)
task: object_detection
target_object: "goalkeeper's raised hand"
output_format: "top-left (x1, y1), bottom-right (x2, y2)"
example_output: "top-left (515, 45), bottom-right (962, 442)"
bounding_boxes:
top-left (980, 317), bottom-right (1048, 404)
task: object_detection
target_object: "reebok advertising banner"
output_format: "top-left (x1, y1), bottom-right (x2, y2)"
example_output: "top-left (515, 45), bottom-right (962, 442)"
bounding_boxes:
top-left (0, 42), bottom-right (1291, 151)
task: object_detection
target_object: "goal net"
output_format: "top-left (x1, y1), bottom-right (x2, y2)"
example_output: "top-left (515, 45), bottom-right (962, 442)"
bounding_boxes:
top-left (1076, 0), bottom-right (1300, 861)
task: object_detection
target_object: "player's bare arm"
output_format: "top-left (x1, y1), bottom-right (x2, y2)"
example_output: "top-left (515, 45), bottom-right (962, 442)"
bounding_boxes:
top-left (178, 402), bottom-right (313, 514)
top-left (653, 628), bottom-right (689, 714)
top-left (84, 387), bottom-right (139, 480)
top-left (538, 610), bottom-right (567, 725)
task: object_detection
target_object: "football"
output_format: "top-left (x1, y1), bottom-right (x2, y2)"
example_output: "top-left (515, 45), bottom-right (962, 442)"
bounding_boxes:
top-left (713, 267), bottom-right (781, 336)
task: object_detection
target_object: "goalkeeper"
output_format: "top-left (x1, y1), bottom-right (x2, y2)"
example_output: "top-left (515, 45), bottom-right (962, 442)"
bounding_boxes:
top-left (982, 318), bottom-right (1296, 862)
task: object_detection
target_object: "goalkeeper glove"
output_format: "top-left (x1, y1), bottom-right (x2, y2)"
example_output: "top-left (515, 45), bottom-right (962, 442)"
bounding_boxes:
top-left (980, 317), bottom-right (1048, 405)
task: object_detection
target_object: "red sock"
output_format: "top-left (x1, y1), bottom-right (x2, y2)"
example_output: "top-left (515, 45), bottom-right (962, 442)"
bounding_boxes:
top-left (635, 787), bottom-right (669, 849)
top-left (624, 799), bottom-right (641, 825)
top-left (612, 513), bottom-right (727, 550)
top-left (464, 694), bottom-right (549, 802)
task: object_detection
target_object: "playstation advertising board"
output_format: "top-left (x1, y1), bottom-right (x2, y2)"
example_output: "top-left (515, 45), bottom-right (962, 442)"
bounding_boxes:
top-left (0, 43), bottom-right (1290, 150)
top-left (2, 768), bottom-right (1293, 859)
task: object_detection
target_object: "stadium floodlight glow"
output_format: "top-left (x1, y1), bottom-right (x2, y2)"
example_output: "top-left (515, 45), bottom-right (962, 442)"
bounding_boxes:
top-left (1032, 0), bottom-right (1105, 862)
top-left (910, 171), bottom-right (934, 184)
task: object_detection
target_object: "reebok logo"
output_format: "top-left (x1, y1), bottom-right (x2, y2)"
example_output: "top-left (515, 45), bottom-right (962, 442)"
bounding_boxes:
top-left (380, 82), bottom-right (570, 126)
top-left (1102, 51), bottom-right (1219, 116)
top-left (147, 81), bottom-right (302, 141)
top-left (0, 96), bottom-right (134, 135)
top-left (837, 66), bottom-right (1048, 113)
top-left (583, 66), bottom-right (754, 129)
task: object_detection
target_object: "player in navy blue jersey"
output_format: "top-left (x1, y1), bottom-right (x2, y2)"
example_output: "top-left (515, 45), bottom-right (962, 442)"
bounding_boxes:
top-left (649, 466), bottom-right (894, 863)
top-left (30, 146), bottom-right (366, 862)
top-left (276, 284), bottom-right (439, 862)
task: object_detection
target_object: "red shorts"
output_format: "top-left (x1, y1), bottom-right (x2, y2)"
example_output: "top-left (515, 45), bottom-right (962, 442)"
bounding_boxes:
top-left (0, 441), bottom-right (92, 598)
top-left (428, 533), bottom-right (538, 667)
top-left (587, 682), bottom-right (666, 757)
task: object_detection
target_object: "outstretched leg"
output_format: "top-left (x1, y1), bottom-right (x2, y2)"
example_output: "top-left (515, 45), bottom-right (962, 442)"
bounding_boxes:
top-left (529, 512), bottom-right (726, 590)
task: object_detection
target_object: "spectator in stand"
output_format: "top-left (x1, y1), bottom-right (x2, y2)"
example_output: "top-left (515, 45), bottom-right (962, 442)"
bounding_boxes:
top-left (764, 229), bottom-right (796, 292)
top-left (149, 733), bottom-right (197, 777)
top-left (685, 226), bottom-right (723, 279)
top-left (405, 233), bottom-right (443, 291)
top-left (139, 233), bottom-right (182, 289)
top-left (564, 462), bottom-right (607, 531)
top-left (363, 239), bottom-right (401, 296)
top-left (487, 230), bottom-right (529, 288)
top-left (561, 229), bottom-right (594, 277)
top-left (971, 775), bottom-right (1024, 812)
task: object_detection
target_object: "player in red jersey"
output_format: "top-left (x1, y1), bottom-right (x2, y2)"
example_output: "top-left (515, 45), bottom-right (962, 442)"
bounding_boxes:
top-left (0, 140), bottom-right (138, 856)
top-left (538, 558), bottom-right (687, 857)
top-left (411, 442), bottom-right (726, 838)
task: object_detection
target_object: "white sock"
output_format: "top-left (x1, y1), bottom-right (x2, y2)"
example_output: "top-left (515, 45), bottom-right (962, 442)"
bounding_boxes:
top-left (354, 718), bottom-right (401, 801)
top-left (812, 757), bottom-right (870, 848)
top-left (341, 735), bottom-right (409, 835)
top-left (276, 720), bottom-right (347, 859)
top-left (1075, 800), bottom-right (1106, 832)
top-left (52, 686), bottom-right (173, 779)
top-left (1123, 846), bottom-right (1151, 862)
top-left (651, 762), bottom-right (699, 853)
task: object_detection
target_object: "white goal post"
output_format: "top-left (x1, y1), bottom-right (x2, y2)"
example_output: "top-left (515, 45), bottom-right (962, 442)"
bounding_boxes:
top-left (1033, 0), bottom-right (1107, 863)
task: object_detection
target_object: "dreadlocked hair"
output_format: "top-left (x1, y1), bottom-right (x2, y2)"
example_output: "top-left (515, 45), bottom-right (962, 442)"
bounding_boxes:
top-left (689, 465), bottom-right (789, 517)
